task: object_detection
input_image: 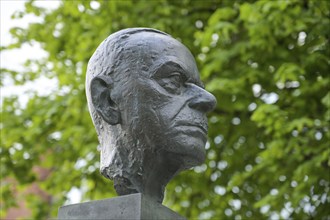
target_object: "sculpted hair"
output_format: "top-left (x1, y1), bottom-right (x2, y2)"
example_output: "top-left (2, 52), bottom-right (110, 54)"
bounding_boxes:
top-left (86, 28), bottom-right (168, 143)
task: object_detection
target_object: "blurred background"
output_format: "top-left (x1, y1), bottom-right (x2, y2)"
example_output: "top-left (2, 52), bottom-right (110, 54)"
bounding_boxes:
top-left (1, 0), bottom-right (329, 219)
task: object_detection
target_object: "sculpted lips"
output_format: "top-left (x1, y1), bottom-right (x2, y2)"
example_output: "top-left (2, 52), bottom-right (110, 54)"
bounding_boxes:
top-left (174, 121), bottom-right (208, 134)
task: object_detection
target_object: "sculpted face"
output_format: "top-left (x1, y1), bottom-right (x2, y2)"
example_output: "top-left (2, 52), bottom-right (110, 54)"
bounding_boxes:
top-left (112, 32), bottom-right (216, 168)
top-left (87, 29), bottom-right (216, 202)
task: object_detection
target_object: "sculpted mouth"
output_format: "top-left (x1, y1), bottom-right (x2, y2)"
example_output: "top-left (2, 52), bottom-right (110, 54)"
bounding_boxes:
top-left (175, 121), bottom-right (208, 134)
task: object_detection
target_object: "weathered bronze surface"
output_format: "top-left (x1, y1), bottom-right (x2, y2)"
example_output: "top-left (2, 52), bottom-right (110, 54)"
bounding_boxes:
top-left (86, 28), bottom-right (216, 203)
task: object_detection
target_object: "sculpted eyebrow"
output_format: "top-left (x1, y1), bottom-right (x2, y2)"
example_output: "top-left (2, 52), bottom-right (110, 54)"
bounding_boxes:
top-left (153, 61), bottom-right (186, 78)
top-left (152, 61), bottom-right (204, 88)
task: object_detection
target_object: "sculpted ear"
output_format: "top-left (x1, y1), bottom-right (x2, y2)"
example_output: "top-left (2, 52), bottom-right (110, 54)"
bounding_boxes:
top-left (90, 76), bottom-right (121, 125)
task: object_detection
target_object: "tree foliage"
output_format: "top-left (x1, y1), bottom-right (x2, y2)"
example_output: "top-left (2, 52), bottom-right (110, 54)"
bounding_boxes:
top-left (1, 0), bottom-right (329, 219)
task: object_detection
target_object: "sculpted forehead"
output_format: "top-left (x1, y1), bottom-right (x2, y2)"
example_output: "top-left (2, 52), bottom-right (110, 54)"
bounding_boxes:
top-left (123, 32), bottom-right (199, 78)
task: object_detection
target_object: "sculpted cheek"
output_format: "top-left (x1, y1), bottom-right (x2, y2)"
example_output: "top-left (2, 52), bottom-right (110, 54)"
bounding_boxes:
top-left (137, 80), bottom-right (172, 106)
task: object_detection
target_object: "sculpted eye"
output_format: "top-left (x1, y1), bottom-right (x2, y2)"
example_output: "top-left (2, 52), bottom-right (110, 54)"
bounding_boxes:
top-left (157, 72), bottom-right (185, 94)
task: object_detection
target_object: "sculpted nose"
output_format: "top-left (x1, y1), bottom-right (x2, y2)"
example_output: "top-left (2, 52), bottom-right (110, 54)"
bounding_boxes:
top-left (188, 84), bottom-right (217, 113)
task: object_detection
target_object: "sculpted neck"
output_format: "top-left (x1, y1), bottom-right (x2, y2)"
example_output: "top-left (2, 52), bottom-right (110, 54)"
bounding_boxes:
top-left (100, 129), bottom-right (183, 203)
top-left (141, 150), bottom-right (182, 203)
top-left (110, 144), bottom-right (182, 203)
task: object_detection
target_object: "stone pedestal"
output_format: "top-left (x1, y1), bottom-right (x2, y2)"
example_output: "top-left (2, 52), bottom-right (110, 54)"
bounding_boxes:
top-left (58, 193), bottom-right (186, 220)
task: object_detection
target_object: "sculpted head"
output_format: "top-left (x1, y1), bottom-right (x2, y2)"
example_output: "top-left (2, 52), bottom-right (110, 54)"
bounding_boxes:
top-left (86, 28), bottom-right (216, 202)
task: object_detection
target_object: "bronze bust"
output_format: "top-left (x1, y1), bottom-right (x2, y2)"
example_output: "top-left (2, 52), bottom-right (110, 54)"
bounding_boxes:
top-left (86, 28), bottom-right (216, 203)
